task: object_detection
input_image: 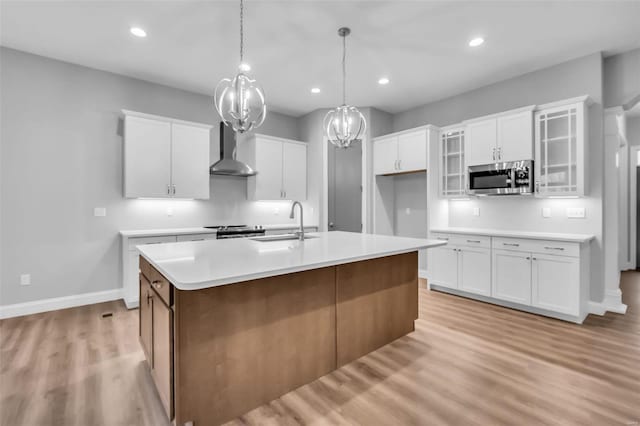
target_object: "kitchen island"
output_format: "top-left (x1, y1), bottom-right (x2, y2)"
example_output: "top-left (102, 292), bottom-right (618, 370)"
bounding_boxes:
top-left (137, 231), bottom-right (445, 426)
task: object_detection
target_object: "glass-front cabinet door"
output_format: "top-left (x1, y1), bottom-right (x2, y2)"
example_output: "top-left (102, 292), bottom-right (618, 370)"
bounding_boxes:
top-left (534, 98), bottom-right (588, 197)
top-left (440, 127), bottom-right (465, 197)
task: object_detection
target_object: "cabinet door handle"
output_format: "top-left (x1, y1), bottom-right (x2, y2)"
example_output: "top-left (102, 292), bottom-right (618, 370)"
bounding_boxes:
top-left (526, 256), bottom-right (531, 260)
top-left (437, 237), bottom-right (449, 241)
top-left (466, 239), bottom-right (481, 243)
top-left (167, 184), bottom-right (171, 195)
top-left (497, 147), bottom-right (502, 160)
top-left (398, 160), bottom-right (402, 170)
top-left (532, 257), bottom-right (537, 261)
top-left (503, 243), bottom-right (520, 247)
top-left (152, 280), bottom-right (163, 289)
top-left (544, 246), bottom-right (565, 251)
top-left (492, 148), bottom-right (496, 161)
top-left (172, 185), bottom-right (176, 195)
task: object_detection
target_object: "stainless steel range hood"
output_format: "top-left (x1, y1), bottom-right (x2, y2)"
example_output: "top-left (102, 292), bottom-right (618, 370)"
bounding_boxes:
top-left (209, 122), bottom-right (257, 177)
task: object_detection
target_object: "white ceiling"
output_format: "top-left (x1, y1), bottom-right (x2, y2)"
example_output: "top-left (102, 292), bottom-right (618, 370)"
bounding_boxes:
top-left (1, 1), bottom-right (639, 117)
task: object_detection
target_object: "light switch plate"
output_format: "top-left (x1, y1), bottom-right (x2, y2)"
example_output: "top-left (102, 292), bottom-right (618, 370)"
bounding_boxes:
top-left (542, 207), bottom-right (551, 218)
top-left (566, 207), bottom-right (586, 218)
top-left (472, 207), bottom-right (480, 217)
top-left (94, 207), bottom-right (106, 217)
top-left (20, 274), bottom-right (31, 286)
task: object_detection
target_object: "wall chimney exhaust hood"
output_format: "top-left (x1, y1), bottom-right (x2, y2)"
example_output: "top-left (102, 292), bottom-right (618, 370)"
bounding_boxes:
top-left (209, 122), bottom-right (257, 177)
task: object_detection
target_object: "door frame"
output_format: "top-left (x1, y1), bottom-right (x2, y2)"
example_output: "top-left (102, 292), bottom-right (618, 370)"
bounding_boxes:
top-left (322, 136), bottom-right (368, 232)
top-left (630, 145), bottom-right (640, 270)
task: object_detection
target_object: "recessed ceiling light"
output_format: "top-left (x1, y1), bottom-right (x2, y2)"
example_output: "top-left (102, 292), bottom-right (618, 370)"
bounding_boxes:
top-left (239, 62), bottom-right (251, 72)
top-left (311, 87), bottom-right (321, 94)
top-left (378, 77), bottom-right (390, 85)
top-left (468, 37), bottom-right (484, 47)
top-left (130, 27), bottom-right (147, 38)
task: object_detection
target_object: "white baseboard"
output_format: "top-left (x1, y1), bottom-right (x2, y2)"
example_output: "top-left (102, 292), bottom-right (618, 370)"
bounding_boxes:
top-left (587, 301), bottom-right (607, 316)
top-left (418, 269), bottom-right (428, 279)
top-left (0, 288), bottom-right (124, 320)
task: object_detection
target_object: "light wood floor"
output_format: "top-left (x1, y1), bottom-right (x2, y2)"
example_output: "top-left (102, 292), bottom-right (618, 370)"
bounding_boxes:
top-left (2, 273), bottom-right (639, 426)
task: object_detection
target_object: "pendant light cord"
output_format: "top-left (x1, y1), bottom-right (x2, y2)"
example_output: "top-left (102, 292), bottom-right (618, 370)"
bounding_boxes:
top-left (342, 33), bottom-right (346, 105)
top-left (240, 0), bottom-right (244, 63)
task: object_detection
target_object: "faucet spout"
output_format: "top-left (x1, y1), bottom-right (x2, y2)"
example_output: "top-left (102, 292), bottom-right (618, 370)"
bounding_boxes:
top-left (289, 201), bottom-right (304, 241)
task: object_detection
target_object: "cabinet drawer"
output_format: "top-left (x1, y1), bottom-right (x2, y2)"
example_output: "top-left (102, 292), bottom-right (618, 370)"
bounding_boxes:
top-left (492, 237), bottom-right (579, 257)
top-left (449, 234), bottom-right (491, 249)
top-left (176, 233), bottom-right (217, 242)
top-left (492, 237), bottom-right (532, 253)
top-left (139, 256), bottom-right (172, 306)
top-left (128, 236), bottom-right (177, 251)
top-left (528, 240), bottom-right (580, 258)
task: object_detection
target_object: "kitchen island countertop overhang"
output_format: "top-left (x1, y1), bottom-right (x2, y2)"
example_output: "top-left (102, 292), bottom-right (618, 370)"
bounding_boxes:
top-left (137, 231), bottom-right (446, 290)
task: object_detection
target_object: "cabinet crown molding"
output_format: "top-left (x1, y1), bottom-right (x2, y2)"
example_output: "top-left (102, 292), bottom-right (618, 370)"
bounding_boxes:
top-left (534, 95), bottom-right (593, 111)
top-left (462, 104), bottom-right (536, 125)
top-left (122, 109), bottom-right (213, 130)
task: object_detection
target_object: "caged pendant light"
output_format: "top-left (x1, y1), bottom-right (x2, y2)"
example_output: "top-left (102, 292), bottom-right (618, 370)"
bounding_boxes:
top-left (323, 27), bottom-right (366, 149)
top-left (214, 0), bottom-right (266, 133)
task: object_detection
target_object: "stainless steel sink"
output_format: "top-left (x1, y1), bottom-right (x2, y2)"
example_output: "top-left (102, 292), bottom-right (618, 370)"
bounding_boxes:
top-left (250, 234), bottom-right (318, 242)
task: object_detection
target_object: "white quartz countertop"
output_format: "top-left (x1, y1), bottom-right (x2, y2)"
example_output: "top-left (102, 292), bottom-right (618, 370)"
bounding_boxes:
top-left (120, 224), bottom-right (319, 238)
top-left (430, 227), bottom-right (595, 243)
top-left (137, 231), bottom-right (445, 290)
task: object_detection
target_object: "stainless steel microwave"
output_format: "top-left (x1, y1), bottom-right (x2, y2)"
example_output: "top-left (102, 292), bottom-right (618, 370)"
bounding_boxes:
top-left (468, 160), bottom-right (533, 195)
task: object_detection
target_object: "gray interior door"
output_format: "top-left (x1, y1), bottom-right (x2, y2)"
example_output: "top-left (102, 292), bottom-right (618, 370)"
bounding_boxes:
top-left (328, 141), bottom-right (362, 232)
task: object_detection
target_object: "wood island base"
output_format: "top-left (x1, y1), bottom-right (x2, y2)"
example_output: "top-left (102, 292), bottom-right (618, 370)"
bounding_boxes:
top-left (139, 251), bottom-right (418, 426)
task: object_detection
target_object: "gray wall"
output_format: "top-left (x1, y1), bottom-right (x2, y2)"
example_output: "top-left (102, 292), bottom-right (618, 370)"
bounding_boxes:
top-left (603, 48), bottom-right (640, 108)
top-left (0, 47), bottom-right (302, 305)
top-left (392, 52), bottom-right (605, 301)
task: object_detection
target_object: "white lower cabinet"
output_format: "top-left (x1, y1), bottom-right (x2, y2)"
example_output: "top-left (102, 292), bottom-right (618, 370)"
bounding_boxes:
top-left (459, 247), bottom-right (491, 296)
top-left (428, 235), bottom-right (491, 296)
top-left (429, 246), bottom-right (459, 289)
top-left (492, 249), bottom-right (532, 305)
top-left (531, 254), bottom-right (580, 315)
top-left (429, 232), bottom-right (590, 323)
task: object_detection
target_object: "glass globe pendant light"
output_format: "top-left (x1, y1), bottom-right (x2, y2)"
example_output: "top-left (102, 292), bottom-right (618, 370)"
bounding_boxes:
top-left (214, 0), bottom-right (266, 133)
top-left (324, 27), bottom-right (366, 149)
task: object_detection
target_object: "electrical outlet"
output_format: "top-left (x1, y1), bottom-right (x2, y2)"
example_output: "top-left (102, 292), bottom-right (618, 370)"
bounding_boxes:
top-left (20, 274), bottom-right (31, 286)
top-left (94, 207), bottom-right (106, 217)
top-left (566, 207), bottom-right (586, 218)
top-left (166, 207), bottom-right (173, 216)
top-left (273, 207), bottom-right (280, 215)
top-left (542, 207), bottom-right (551, 218)
top-left (472, 207), bottom-right (480, 217)
top-left (405, 207), bottom-right (411, 215)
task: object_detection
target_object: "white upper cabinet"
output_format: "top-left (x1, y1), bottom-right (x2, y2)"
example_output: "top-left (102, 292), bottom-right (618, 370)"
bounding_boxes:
top-left (124, 115), bottom-right (172, 198)
top-left (398, 130), bottom-right (427, 172)
top-left (123, 111), bottom-right (211, 199)
top-left (465, 119), bottom-right (497, 166)
top-left (282, 141), bottom-right (307, 200)
top-left (373, 137), bottom-right (398, 175)
top-left (534, 96), bottom-right (590, 197)
top-left (464, 107), bottom-right (534, 167)
top-left (171, 123), bottom-right (211, 199)
top-left (239, 134), bottom-right (307, 201)
top-left (373, 128), bottom-right (427, 175)
top-left (497, 110), bottom-right (533, 162)
top-left (439, 126), bottom-right (465, 197)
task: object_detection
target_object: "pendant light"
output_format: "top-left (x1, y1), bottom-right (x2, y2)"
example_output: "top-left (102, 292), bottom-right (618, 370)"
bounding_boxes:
top-left (324, 27), bottom-right (366, 149)
top-left (214, 0), bottom-right (266, 133)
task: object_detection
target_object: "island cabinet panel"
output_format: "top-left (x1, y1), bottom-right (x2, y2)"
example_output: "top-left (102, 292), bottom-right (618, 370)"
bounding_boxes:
top-left (152, 295), bottom-right (173, 420)
top-left (335, 251), bottom-right (418, 367)
top-left (173, 266), bottom-right (337, 426)
top-left (139, 275), bottom-right (153, 363)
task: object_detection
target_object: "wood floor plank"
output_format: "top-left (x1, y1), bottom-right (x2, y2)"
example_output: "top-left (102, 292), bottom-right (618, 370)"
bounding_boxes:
top-left (1, 272), bottom-right (639, 425)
